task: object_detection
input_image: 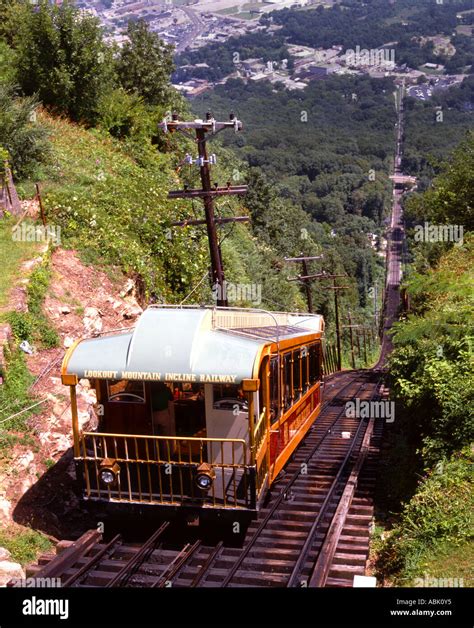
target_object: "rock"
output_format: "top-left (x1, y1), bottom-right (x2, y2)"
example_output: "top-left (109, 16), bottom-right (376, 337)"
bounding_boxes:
top-left (120, 278), bottom-right (135, 298)
top-left (0, 323), bottom-right (12, 371)
top-left (0, 548), bottom-right (11, 561)
top-left (0, 324), bottom-right (12, 345)
top-left (0, 560), bottom-right (25, 587)
top-left (16, 451), bottom-right (34, 470)
top-left (63, 336), bottom-right (75, 348)
top-left (60, 305), bottom-right (71, 315)
top-left (50, 432), bottom-right (72, 455)
top-left (122, 304), bottom-right (143, 320)
top-left (0, 496), bottom-right (11, 522)
top-left (83, 307), bottom-right (103, 334)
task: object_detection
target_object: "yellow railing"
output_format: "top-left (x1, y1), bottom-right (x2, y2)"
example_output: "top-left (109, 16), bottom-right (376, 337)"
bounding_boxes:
top-left (253, 407), bottom-right (270, 498)
top-left (253, 407), bottom-right (267, 454)
top-left (78, 431), bottom-right (252, 509)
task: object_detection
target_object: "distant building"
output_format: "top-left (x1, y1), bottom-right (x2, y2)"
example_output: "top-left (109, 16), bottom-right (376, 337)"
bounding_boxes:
top-left (297, 66), bottom-right (328, 80)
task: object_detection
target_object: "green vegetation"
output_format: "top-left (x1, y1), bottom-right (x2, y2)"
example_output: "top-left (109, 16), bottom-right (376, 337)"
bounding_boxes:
top-left (375, 136), bottom-right (474, 585)
top-left (0, 346), bottom-right (34, 431)
top-left (117, 20), bottom-right (174, 108)
top-left (271, 0), bottom-right (473, 70)
top-left (6, 252), bottom-right (60, 350)
top-left (376, 449), bottom-right (473, 586)
top-left (178, 0), bottom-right (473, 82)
top-left (389, 240), bottom-right (473, 463)
top-left (0, 218), bottom-right (39, 308)
top-left (0, 83), bottom-right (51, 179)
top-left (8, 0), bottom-right (115, 126)
top-left (174, 32), bottom-right (293, 83)
top-left (0, 526), bottom-right (52, 566)
top-left (193, 75), bottom-right (394, 331)
top-left (403, 78), bottom-right (474, 182)
top-left (2, 1), bottom-right (180, 131)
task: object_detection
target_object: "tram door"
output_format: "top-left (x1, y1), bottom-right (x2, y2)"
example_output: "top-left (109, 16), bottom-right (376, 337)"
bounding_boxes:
top-left (204, 384), bottom-right (253, 502)
top-left (204, 384), bottom-right (250, 463)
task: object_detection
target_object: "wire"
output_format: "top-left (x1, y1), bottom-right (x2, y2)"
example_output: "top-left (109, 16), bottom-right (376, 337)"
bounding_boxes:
top-left (0, 398), bottom-right (48, 425)
top-left (261, 295), bottom-right (292, 311)
top-left (179, 271), bottom-right (209, 305)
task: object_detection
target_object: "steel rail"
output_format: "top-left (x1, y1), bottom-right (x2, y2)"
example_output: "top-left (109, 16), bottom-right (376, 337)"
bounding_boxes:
top-left (152, 540), bottom-right (202, 588)
top-left (213, 376), bottom-right (373, 588)
top-left (286, 377), bottom-right (382, 587)
top-left (105, 522), bottom-right (169, 587)
top-left (61, 534), bottom-right (122, 587)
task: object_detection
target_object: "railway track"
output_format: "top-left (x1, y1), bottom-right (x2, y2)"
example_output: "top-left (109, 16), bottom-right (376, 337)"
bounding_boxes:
top-left (26, 369), bottom-right (384, 588)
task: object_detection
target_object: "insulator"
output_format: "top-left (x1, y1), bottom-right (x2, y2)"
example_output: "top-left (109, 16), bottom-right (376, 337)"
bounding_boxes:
top-left (162, 119), bottom-right (168, 133)
top-left (209, 154), bottom-right (217, 165)
top-left (197, 157), bottom-right (205, 167)
top-left (184, 154), bottom-right (193, 165)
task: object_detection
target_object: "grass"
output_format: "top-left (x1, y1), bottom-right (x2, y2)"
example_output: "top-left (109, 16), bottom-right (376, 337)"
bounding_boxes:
top-left (375, 448), bottom-right (473, 585)
top-left (0, 525), bottom-right (52, 566)
top-left (415, 540), bottom-right (474, 587)
top-left (0, 346), bottom-right (35, 430)
top-left (0, 217), bottom-right (39, 309)
top-left (5, 252), bottom-right (60, 350)
top-left (37, 112), bottom-right (210, 303)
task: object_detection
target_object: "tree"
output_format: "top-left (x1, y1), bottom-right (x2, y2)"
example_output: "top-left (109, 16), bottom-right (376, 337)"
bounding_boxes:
top-left (0, 84), bottom-right (50, 179)
top-left (406, 133), bottom-right (474, 232)
top-left (11, 0), bottom-right (115, 124)
top-left (116, 20), bottom-right (174, 107)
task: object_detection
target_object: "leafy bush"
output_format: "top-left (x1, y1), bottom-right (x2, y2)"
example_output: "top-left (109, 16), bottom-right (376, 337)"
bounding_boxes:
top-left (6, 311), bottom-right (35, 343)
top-left (97, 88), bottom-right (152, 140)
top-left (377, 449), bottom-right (473, 583)
top-left (389, 237), bottom-right (474, 464)
top-left (0, 84), bottom-right (50, 179)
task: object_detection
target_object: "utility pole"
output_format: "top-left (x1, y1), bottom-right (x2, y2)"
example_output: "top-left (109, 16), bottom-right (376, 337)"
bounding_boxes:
top-left (362, 325), bottom-right (368, 365)
top-left (288, 270), bottom-right (348, 371)
top-left (374, 282), bottom-right (379, 331)
top-left (285, 255), bottom-right (323, 313)
top-left (159, 112), bottom-right (248, 307)
top-left (346, 312), bottom-right (356, 369)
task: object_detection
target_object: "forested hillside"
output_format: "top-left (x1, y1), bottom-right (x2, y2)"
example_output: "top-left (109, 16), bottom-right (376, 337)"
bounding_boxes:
top-left (374, 136), bottom-right (473, 585)
top-left (0, 0), bottom-right (308, 312)
top-left (402, 76), bottom-right (474, 184)
top-left (193, 75), bottom-right (396, 326)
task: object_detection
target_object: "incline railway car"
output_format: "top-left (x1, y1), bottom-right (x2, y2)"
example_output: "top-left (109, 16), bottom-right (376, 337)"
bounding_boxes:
top-left (61, 306), bottom-right (324, 518)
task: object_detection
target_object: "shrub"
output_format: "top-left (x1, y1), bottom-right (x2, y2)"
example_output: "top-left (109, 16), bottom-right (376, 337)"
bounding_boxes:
top-left (0, 84), bottom-right (50, 179)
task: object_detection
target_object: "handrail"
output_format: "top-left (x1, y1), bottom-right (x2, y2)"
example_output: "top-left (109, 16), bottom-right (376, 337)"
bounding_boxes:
top-left (253, 407), bottom-right (267, 439)
top-left (81, 430), bottom-right (246, 445)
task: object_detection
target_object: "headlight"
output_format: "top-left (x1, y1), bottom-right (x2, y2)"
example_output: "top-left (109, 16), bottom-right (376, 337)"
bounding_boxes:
top-left (195, 463), bottom-right (215, 491)
top-left (99, 459), bottom-right (120, 485)
top-left (100, 469), bottom-right (115, 484)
